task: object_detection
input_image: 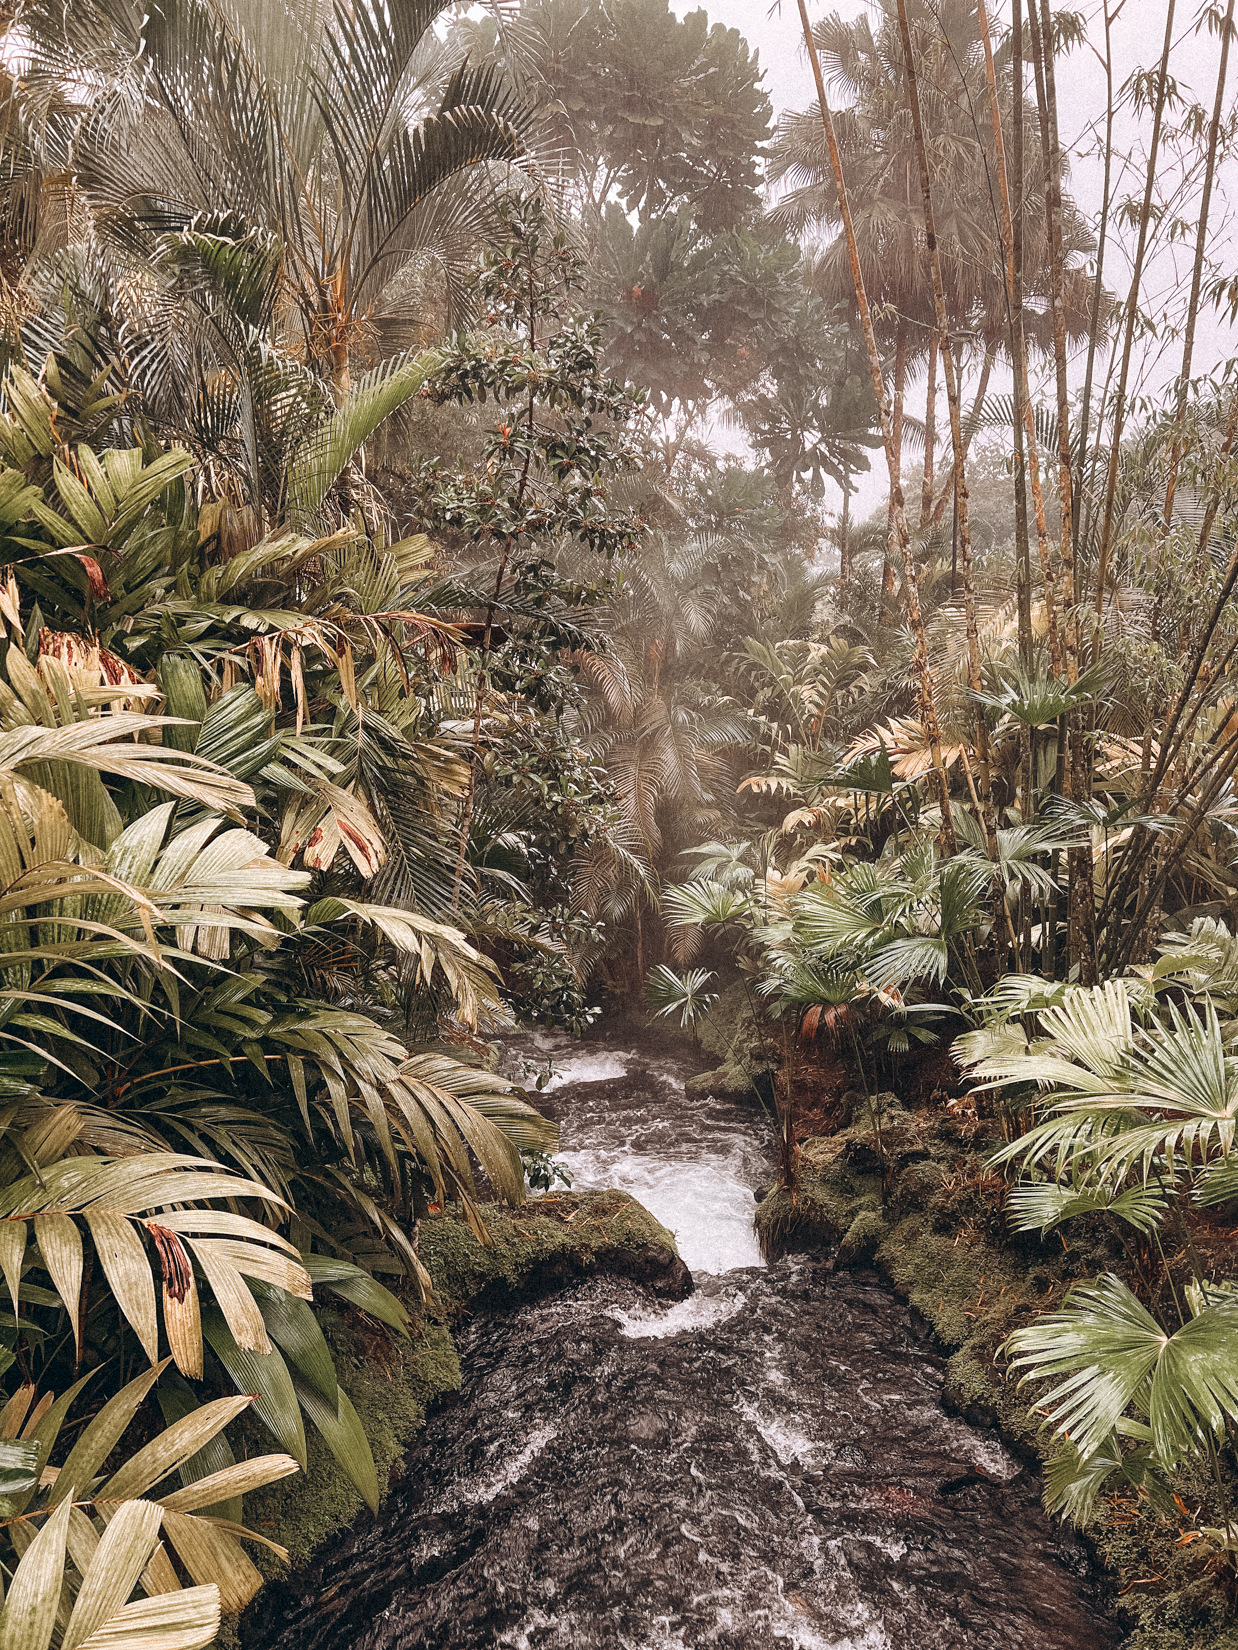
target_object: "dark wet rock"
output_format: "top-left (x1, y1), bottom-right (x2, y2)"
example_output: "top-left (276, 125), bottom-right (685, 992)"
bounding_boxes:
top-left (238, 1032), bottom-right (1121, 1650)
top-left (610, 1240), bottom-right (694, 1297)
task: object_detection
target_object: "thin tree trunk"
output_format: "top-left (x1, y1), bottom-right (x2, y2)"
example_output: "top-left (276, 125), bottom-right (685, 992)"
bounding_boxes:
top-left (895, 0), bottom-right (996, 858)
top-left (1073, 0), bottom-right (1117, 578)
top-left (1163, 0), bottom-right (1234, 524)
top-left (1030, 0), bottom-right (1090, 978)
top-left (886, 317), bottom-right (908, 595)
top-left (1094, 0), bottom-right (1177, 617)
top-left (1000, 0), bottom-right (1064, 679)
top-left (931, 346), bottom-right (992, 524)
top-left (921, 329), bottom-right (938, 531)
top-left (839, 472), bottom-right (851, 584)
top-left (1033, 0), bottom-right (1077, 620)
top-left (977, 0), bottom-right (1040, 676)
top-left (1095, 389), bottom-right (1238, 960)
top-left (796, 0), bottom-right (955, 850)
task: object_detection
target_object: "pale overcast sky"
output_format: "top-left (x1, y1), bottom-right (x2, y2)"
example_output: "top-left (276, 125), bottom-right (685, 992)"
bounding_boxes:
top-left (674, 0), bottom-right (1238, 526)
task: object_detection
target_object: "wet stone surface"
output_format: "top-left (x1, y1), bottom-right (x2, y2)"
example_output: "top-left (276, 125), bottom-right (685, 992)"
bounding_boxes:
top-left (244, 1034), bottom-right (1119, 1650)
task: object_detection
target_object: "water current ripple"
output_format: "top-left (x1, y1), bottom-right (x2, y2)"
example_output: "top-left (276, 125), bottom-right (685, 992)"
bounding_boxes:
top-left (246, 1031), bottom-right (1119, 1650)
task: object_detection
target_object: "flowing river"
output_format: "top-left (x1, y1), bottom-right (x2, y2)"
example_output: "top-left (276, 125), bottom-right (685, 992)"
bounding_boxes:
top-left (247, 1029), bottom-right (1120, 1650)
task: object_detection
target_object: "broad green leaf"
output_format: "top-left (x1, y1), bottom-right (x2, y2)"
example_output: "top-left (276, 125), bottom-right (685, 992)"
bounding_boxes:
top-left (0, 1223), bottom-right (25, 1319)
top-left (0, 1440), bottom-right (38, 1499)
top-left (155, 1375), bottom-right (237, 1523)
top-left (293, 1378), bottom-right (378, 1513)
top-left (156, 1454), bottom-right (300, 1514)
top-left (303, 1257), bottom-right (410, 1336)
top-left (187, 1244), bottom-right (271, 1353)
top-left (1150, 1301), bottom-right (1238, 1465)
top-left (33, 1213), bottom-right (83, 1355)
top-left (201, 1307), bottom-right (305, 1468)
top-left (250, 1280), bottom-right (338, 1408)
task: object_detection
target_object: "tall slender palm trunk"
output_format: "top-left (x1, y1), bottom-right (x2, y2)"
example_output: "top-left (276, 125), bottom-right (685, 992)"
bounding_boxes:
top-left (1094, 0), bottom-right (1177, 616)
top-left (796, 0), bottom-right (955, 851)
top-left (920, 331), bottom-right (938, 531)
top-left (893, 0), bottom-right (996, 859)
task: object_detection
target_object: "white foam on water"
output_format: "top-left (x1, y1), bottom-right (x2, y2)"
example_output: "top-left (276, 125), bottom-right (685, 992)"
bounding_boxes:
top-left (934, 1411), bottom-right (1022, 1480)
top-left (737, 1394), bottom-right (830, 1472)
top-left (613, 1284), bottom-right (747, 1340)
top-left (540, 1051), bottom-right (630, 1089)
top-left (456, 1423), bottom-right (558, 1506)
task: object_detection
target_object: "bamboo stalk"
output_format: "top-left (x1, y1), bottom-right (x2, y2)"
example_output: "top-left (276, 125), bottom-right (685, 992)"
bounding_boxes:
top-left (1073, 0), bottom-right (1119, 578)
top-left (921, 328), bottom-right (938, 531)
top-left (796, 0), bottom-right (956, 850)
top-left (1094, 0), bottom-right (1177, 617)
top-left (1024, 0), bottom-right (1092, 973)
top-left (1162, 0), bottom-right (1234, 525)
top-left (1034, 0), bottom-right (1077, 619)
top-left (1007, 0), bottom-right (1033, 674)
top-left (894, 0), bottom-right (996, 858)
top-left (975, 0), bottom-right (1063, 677)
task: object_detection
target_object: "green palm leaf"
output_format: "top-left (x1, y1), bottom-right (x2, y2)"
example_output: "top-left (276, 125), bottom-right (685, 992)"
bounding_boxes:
top-left (1004, 1272), bottom-right (1238, 1469)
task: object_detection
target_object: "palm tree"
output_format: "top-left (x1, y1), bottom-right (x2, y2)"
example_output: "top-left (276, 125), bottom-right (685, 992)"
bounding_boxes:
top-left (572, 532), bottom-right (753, 984)
top-left (2, 0), bottom-right (533, 532)
top-left (17, 0), bottom-right (528, 398)
top-left (958, 967), bottom-right (1238, 1537)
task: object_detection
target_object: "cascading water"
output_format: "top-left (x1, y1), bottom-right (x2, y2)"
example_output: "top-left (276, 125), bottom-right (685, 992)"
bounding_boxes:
top-left (247, 1031), bottom-right (1119, 1650)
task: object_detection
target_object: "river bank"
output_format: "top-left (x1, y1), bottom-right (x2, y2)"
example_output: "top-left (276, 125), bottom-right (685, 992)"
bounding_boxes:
top-left (753, 1086), bottom-right (1238, 1650)
top-left (226, 1187), bottom-right (687, 1625)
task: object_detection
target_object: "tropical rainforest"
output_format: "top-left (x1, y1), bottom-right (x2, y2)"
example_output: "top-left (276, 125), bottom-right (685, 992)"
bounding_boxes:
top-left (0, 0), bottom-right (1236, 1644)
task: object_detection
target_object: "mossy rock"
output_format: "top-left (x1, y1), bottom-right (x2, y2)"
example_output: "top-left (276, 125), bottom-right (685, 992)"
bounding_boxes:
top-left (696, 980), bottom-right (778, 1079)
top-left (839, 1208), bottom-right (886, 1263)
top-left (238, 1315), bottom-right (460, 1576)
top-left (686, 1064), bottom-right (756, 1101)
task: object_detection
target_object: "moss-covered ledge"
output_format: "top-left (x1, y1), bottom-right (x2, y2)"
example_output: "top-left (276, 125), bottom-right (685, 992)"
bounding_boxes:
top-left (226, 1188), bottom-right (686, 1644)
top-left (755, 1099), bottom-right (1238, 1650)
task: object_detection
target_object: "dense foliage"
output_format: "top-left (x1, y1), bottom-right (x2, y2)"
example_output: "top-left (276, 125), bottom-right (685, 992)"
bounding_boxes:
top-left (2, 0), bottom-right (1238, 1638)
